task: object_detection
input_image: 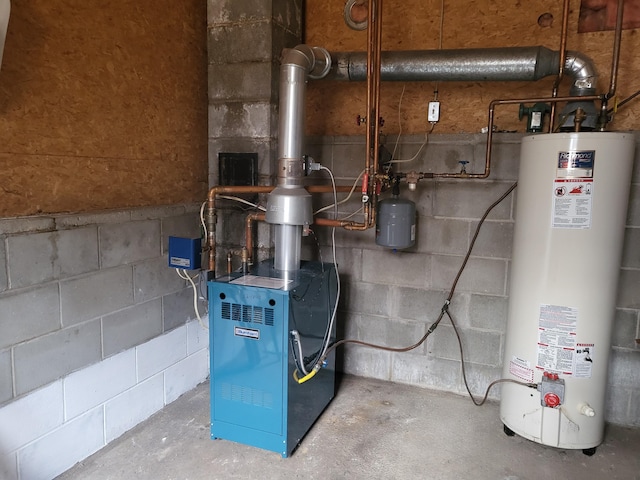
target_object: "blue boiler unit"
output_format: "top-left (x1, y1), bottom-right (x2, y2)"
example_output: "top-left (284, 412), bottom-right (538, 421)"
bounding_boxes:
top-left (208, 261), bottom-right (337, 457)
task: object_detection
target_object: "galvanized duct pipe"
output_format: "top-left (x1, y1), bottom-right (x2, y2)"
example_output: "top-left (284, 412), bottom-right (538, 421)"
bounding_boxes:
top-left (329, 47), bottom-right (596, 96)
top-left (266, 45), bottom-right (331, 272)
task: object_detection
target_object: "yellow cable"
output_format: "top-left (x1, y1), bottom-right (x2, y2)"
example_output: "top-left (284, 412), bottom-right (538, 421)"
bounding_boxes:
top-left (293, 367), bottom-right (319, 384)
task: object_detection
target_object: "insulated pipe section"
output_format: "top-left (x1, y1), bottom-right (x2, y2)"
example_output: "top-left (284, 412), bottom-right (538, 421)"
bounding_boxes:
top-left (267, 45), bottom-right (332, 271)
top-left (329, 47), bottom-right (597, 96)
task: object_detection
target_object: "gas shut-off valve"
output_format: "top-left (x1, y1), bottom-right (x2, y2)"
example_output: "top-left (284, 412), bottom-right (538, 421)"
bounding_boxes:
top-left (538, 371), bottom-right (565, 408)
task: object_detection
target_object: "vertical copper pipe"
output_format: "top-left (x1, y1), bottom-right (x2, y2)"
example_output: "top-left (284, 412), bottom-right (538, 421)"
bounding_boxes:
top-left (370, 0), bottom-right (383, 227)
top-left (245, 212), bottom-right (265, 265)
top-left (607, 0), bottom-right (625, 99)
top-left (206, 185), bottom-right (274, 272)
top-left (226, 252), bottom-right (233, 274)
top-left (549, 0), bottom-right (571, 132)
top-left (364, 0), bottom-right (375, 209)
top-left (363, 0), bottom-right (384, 228)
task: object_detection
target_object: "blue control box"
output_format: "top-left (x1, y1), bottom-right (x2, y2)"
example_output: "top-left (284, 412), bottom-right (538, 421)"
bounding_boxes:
top-left (168, 236), bottom-right (201, 270)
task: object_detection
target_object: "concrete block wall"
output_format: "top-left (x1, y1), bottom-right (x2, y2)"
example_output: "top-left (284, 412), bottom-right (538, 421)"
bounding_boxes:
top-left (0, 204), bottom-right (205, 405)
top-left (301, 132), bottom-right (640, 427)
top-left (0, 319), bottom-right (209, 480)
top-left (207, 0), bottom-right (303, 272)
top-left (207, 0), bottom-right (302, 188)
top-left (0, 204), bottom-right (209, 478)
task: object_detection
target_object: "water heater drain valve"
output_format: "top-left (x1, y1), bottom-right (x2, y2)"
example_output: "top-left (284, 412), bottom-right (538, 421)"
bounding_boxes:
top-left (537, 371), bottom-right (565, 408)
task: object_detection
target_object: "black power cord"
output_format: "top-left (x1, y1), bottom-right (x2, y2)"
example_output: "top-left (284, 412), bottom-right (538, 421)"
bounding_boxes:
top-left (446, 309), bottom-right (537, 406)
top-left (320, 179), bottom-right (521, 393)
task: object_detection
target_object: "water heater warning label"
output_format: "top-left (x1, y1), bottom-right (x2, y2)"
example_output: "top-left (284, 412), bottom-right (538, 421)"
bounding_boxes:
top-left (574, 343), bottom-right (594, 378)
top-left (509, 356), bottom-right (534, 382)
top-left (552, 178), bottom-right (593, 229)
top-left (536, 304), bottom-right (577, 374)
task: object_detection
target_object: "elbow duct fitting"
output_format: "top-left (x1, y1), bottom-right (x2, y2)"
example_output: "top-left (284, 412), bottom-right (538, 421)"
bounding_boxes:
top-left (267, 45), bottom-right (332, 271)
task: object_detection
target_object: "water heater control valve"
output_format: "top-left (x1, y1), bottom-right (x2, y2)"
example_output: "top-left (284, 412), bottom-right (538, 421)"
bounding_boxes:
top-left (537, 371), bottom-right (565, 408)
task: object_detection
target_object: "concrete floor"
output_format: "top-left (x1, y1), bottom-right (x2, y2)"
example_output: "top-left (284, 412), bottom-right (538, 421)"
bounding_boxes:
top-left (58, 375), bottom-right (640, 480)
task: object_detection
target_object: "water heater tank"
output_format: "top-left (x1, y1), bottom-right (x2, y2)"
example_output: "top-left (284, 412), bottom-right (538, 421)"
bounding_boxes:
top-left (376, 195), bottom-right (416, 249)
top-left (500, 132), bottom-right (635, 452)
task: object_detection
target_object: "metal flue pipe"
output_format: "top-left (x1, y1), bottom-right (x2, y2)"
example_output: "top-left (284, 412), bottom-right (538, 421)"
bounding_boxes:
top-left (329, 47), bottom-right (597, 97)
top-left (265, 45), bottom-right (332, 272)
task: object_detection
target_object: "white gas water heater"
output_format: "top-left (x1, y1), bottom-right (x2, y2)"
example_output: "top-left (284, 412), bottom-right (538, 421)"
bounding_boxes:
top-left (500, 132), bottom-right (635, 455)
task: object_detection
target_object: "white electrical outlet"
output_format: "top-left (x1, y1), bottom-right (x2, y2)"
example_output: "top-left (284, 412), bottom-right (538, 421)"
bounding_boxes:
top-left (428, 101), bottom-right (440, 123)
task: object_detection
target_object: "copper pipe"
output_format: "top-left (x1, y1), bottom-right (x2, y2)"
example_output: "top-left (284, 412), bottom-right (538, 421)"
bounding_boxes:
top-left (370, 0), bottom-right (383, 227)
top-left (313, 217), bottom-right (360, 228)
top-left (206, 184), bottom-right (359, 271)
top-left (226, 252), bottom-right (233, 274)
top-left (364, 0), bottom-right (375, 204)
top-left (245, 212), bottom-right (266, 265)
top-left (307, 185), bottom-right (353, 193)
top-left (607, 0), bottom-right (625, 100)
top-left (362, 0), bottom-right (384, 228)
top-left (342, 203), bottom-right (375, 231)
top-left (206, 185), bottom-right (275, 272)
top-left (549, 0), bottom-right (571, 132)
top-left (470, 94), bottom-right (603, 182)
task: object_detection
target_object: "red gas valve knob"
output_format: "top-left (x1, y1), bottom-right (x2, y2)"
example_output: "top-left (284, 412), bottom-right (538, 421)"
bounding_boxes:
top-left (544, 392), bottom-right (561, 408)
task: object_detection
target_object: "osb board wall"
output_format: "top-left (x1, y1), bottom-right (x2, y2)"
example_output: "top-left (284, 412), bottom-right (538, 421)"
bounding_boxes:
top-left (305, 0), bottom-right (640, 136)
top-left (0, 0), bottom-right (208, 217)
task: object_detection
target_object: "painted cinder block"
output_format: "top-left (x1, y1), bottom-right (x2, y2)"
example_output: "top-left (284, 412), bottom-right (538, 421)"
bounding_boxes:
top-left (207, 23), bottom-right (273, 65)
top-left (104, 374), bottom-right (164, 444)
top-left (617, 269), bottom-right (640, 310)
top-left (0, 349), bottom-right (11, 404)
top-left (418, 217), bottom-right (469, 256)
top-left (6, 227), bottom-right (98, 289)
top-left (626, 184), bottom-right (640, 227)
top-left (0, 381), bottom-right (63, 453)
top-left (134, 256), bottom-right (186, 304)
top-left (164, 349), bottom-right (209, 404)
top-left (136, 327), bottom-right (187, 382)
top-left (63, 349), bottom-right (137, 420)
top-left (162, 287), bottom-right (196, 332)
top-left (0, 217), bottom-right (54, 236)
top-left (344, 280), bottom-right (394, 317)
top-left (431, 255), bottom-right (507, 296)
top-left (0, 451), bottom-right (17, 480)
top-left (342, 345), bottom-right (391, 381)
top-left (13, 321), bottom-right (102, 396)
top-left (468, 220), bottom-right (514, 259)
top-left (208, 62), bottom-right (273, 102)
top-left (186, 318), bottom-right (209, 355)
top-left (102, 300), bottom-right (163, 358)
top-left (99, 220), bottom-right (161, 268)
top-left (60, 267), bottom-right (134, 326)
top-left (468, 294), bottom-right (509, 331)
top-left (18, 406), bottom-right (105, 480)
top-left (395, 286), bottom-right (448, 322)
top-left (362, 249), bottom-right (429, 288)
top-left (208, 102), bottom-right (274, 139)
top-left (433, 181), bottom-right (514, 220)
top-left (621, 227), bottom-right (640, 268)
top-left (428, 324), bottom-right (502, 367)
top-left (0, 240), bottom-right (7, 293)
top-left (0, 283), bottom-right (60, 350)
top-left (391, 353), bottom-right (462, 391)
